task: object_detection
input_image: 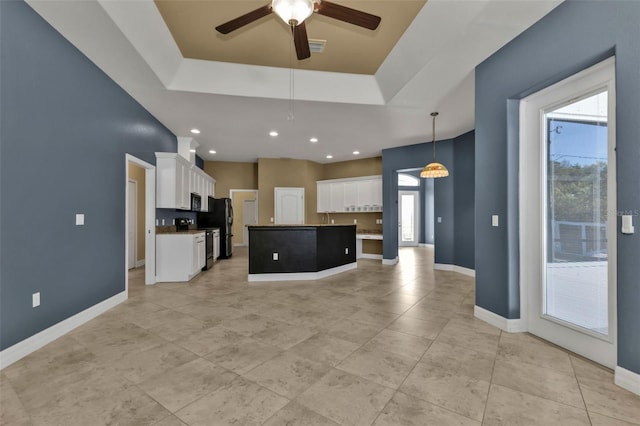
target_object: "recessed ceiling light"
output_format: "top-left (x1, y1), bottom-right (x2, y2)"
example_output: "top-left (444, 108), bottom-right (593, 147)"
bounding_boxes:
top-left (190, 128), bottom-right (200, 134)
top-left (353, 151), bottom-right (360, 155)
top-left (310, 137), bottom-right (318, 143)
top-left (326, 154), bottom-right (333, 159)
top-left (189, 149), bottom-right (196, 153)
top-left (209, 150), bottom-right (216, 154)
top-left (269, 131), bottom-right (278, 137)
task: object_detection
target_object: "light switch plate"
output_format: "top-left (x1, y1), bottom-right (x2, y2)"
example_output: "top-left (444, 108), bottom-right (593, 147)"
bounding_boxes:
top-left (492, 215), bottom-right (499, 227)
top-left (621, 215), bottom-right (635, 234)
top-left (75, 214), bottom-right (84, 226)
top-left (32, 292), bottom-right (40, 308)
top-left (437, 217), bottom-right (442, 223)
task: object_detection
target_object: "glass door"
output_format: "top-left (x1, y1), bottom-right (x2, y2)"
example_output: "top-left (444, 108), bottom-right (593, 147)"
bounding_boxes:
top-left (399, 191), bottom-right (419, 246)
top-left (520, 58), bottom-right (616, 368)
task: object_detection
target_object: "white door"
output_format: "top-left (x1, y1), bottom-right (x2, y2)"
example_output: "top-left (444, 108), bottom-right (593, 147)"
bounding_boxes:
top-left (127, 180), bottom-right (137, 269)
top-left (275, 187), bottom-right (304, 224)
top-left (243, 199), bottom-right (257, 245)
top-left (520, 58), bottom-right (616, 368)
top-left (398, 191), bottom-right (419, 247)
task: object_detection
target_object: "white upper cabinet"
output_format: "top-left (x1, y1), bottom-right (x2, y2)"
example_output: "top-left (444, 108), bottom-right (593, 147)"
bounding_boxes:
top-left (156, 153), bottom-right (215, 210)
top-left (316, 175), bottom-right (382, 213)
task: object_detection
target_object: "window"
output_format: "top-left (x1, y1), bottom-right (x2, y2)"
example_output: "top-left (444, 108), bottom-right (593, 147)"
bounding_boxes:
top-left (398, 173), bottom-right (419, 187)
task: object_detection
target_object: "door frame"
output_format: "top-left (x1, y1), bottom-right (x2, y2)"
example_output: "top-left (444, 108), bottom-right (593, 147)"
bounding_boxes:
top-left (519, 57), bottom-right (617, 367)
top-left (125, 154), bottom-right (156, 288)
top-left (398, 190), bottom-right (420, 247)
top-left (229, 189), bottom-right (258, 246)
top-left (127, 179), bottom-right (137, 269)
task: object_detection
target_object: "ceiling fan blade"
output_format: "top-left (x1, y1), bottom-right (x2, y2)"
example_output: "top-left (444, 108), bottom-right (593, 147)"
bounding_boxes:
top-left (215, 4), bottom-right (272, 34)
top-left (315, 0), bottom-right (381, 30)
top-left (292, 22), bottom-right (311, 60)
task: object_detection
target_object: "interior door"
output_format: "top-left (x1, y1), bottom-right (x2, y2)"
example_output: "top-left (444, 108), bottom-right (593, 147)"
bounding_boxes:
top-left (127, 180), bottom-right (137, 269)
top-left (275, 187), bottom-right (304, 224)
top-left (243, 199), bottom-right (257, 245)
top-left (398, 191), bottom-right (419, 247)
top-left (520, 58), bottom-right (616, 368)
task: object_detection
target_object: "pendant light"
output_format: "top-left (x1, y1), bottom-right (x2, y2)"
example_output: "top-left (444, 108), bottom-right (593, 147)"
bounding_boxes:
top-left (420, 112), bottom-right (449, 178)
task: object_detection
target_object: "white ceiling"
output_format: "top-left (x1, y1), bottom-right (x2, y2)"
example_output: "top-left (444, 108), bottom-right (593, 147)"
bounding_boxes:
top-left (26, 0), bottom-right (562, 164)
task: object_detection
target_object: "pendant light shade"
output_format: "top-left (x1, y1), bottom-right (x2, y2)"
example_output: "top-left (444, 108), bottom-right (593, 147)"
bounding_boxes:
top-left (420, 112), bottom-right (449, 178)
top-left (272, 0), bottom-right (314, 25)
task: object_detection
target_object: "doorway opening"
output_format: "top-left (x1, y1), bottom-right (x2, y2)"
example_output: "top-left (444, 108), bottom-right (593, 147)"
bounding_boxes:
top-left (125, 154), bottom-right (156, 288)
top-left (230, 189), bottom-right (259, 246)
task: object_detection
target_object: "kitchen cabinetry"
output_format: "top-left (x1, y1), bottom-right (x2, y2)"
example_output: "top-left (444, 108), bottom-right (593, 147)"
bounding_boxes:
top-left (316, 175), bottom-right (382, 213)
top-left (156, 153), bottom-right (215, 210)
top-left (156, 232), bottom-right (206, 282)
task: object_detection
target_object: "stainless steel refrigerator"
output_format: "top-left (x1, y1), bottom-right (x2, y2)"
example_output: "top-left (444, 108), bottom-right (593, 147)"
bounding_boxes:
top-left (197, 198), bottom-right (233, 258)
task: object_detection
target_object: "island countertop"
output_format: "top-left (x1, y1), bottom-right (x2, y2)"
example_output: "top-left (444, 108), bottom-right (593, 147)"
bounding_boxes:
top-left (248, 224), bottom-right (355, 228)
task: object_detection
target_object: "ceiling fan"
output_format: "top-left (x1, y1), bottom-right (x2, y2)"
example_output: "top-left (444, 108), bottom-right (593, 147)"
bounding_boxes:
top-left (215, 0), bottom-right (381, 60)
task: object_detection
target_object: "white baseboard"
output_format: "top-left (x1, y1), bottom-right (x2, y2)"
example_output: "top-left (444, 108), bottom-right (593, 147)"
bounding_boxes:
top-left (615, 366), bottom-right (640, 396)
top-left (474, 305), bottom-right (527, 333)
top-left (248, 262), bottom-right (357, 282)
top-left (419, 243), bottom-right (434, 248)
top-left (382, 257), bottom-right (399, 265)
top-left (434, 263), bottom-right (476, 277)
top-left (0, 291), bottom-right (127, 370)
top-left (135, 259), bottom-right (145, 268)
top-left (359, 254), bottom-right (383, 260)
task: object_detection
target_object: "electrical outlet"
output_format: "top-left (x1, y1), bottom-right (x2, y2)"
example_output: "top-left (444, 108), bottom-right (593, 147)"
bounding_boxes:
top-left (331, 219), bottom-right (335, 224)
top-left (270, 217), bottom-right (274, 223)
top-left (32, 292), bottom-right (40, 308)
top-left (272, 252), bottom-right (279, 261)
top-left (75, 214), bottom-right (84, 226)
top-left (345, 248), bottom-right (349, 254)
top-left (437, 217), bottom-right (442, 223)
top-left (492, 215), bottom-right (499, 227)
top-left (353, 219), bottom-right (357, 224)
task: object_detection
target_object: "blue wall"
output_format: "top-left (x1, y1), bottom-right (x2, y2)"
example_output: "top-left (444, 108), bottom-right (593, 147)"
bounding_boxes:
top-left (0, 0), bottom-right (177, 350)
top-left (382, 132), bottom-right (475, 268)
top-left (475, 0), bottom-right (640, 373)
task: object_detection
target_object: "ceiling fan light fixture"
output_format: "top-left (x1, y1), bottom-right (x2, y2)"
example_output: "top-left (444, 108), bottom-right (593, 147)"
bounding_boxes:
top-left (272, 0), bottom-right (314, 25)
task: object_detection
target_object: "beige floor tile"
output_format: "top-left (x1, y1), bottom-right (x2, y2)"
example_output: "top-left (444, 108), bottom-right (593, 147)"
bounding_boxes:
top-left (262, 401), bottom-right (340, 426)
top-left (578, 376), bottom-right (640, 424)
top-left (446, 316), bottom-right (501, 336)
top-left (173, 324), bottom-right (246, 356)
top-left (363, 329), bottom-right (433, 361)
top-left (250, 320), bottom-right (317, 350)
top-left (98, 341), bottom-right (198, 384)
top-left (138, 358), bottom-right (237, 413)
top-left (419, 341), bottom-right (495, 382)
top-left (483, 384), bottom-right (590, 426)
top-left (387, 314), bottom-right (449, 339)
top-left (173, 301), bottom-right (247, 323)
top-left (152, 415), bottom-right (189, 426)
top-left (296, 369), bottom-right (395, 426)
top-left (570, 355), bottom-right (615, 382)
top-left (288, 333), bottom-right (360, 366)
top-left (205, 337), bottom-right (282, 374)
top-left (372, 391), bottom-right (480, 426)
top-left (337, 347), bottom-right (417, 389)
top-left (588, 412), bottom-right (640, 426)
top-left (347, 309), bottom-right (400, 327)
top-left (497, 332), bottom-right (574, 374)
top-left (402, 304), bottom-right (455, 322)
top-left (0, 374), bottom-right (31, 426)
top-left (435, 322), bottom-right (499, 355)
top-left (219, 313), bottom-right (283, 336)
top-left (243, 352), bottom-right (330, 398)
top-left (324, 318), bottom-right (383, 344)
top-left (492, 359), bottom-right (584, 408)
top-left (400, 360), bottom-right (490, 421)
top-left (174, 376), bottom-right (289, 426)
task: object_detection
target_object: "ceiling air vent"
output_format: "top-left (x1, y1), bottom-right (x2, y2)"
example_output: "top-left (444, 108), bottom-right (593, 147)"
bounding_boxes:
top-left (308, 39), bottom-right (326, 53)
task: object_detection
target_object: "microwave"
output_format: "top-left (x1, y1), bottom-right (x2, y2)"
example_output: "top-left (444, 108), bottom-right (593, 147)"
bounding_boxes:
top-left (190, 193), bottom-right (201, 212)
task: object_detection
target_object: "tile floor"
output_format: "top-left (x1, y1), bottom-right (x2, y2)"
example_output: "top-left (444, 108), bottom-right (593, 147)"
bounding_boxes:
top-left (1, 247), bottom-right (639, 426)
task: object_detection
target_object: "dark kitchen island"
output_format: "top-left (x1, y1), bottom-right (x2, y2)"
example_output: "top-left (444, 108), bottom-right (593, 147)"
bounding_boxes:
top-left (248, 224), bottom-right (357, 282)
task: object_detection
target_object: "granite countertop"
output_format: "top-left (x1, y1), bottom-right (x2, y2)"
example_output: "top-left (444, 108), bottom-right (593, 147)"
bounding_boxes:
top-left (156, 226), bottom-right (205, 235)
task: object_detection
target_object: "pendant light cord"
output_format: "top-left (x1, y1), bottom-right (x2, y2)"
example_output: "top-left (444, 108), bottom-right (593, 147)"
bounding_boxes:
top-left (431, 112), bottom-right (438, 161)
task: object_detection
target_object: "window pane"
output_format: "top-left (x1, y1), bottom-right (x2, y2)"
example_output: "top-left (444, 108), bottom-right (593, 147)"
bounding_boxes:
top-left (398, 173), bottom-right (419, 187)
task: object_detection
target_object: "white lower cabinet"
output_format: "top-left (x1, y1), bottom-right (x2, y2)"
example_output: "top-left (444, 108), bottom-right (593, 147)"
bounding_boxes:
top-left (156, 232), bottom-right (205, 282)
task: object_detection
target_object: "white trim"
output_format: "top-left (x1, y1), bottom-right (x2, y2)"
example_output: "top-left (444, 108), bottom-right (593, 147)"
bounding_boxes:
top-left (474, 305), bottom-right (527, 333)
top-left (126, 154), bottom-right (156, 286)
top-left (135, 260), bottom-right (145, 268)
top-left (419, 243), bottom-right (434, 248)
top-left (0, 291), bottom-right (127, 370)
top-left (382, 257), bottom-right (399, 265)
top-left (433, 263), bottom-right (476, 277)
top-left (360, 254), bottom-right (383, 260)
top-left (248, 262), bottom-right (357, 282)
top-left (614, 366), bottom-right (640, 396)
